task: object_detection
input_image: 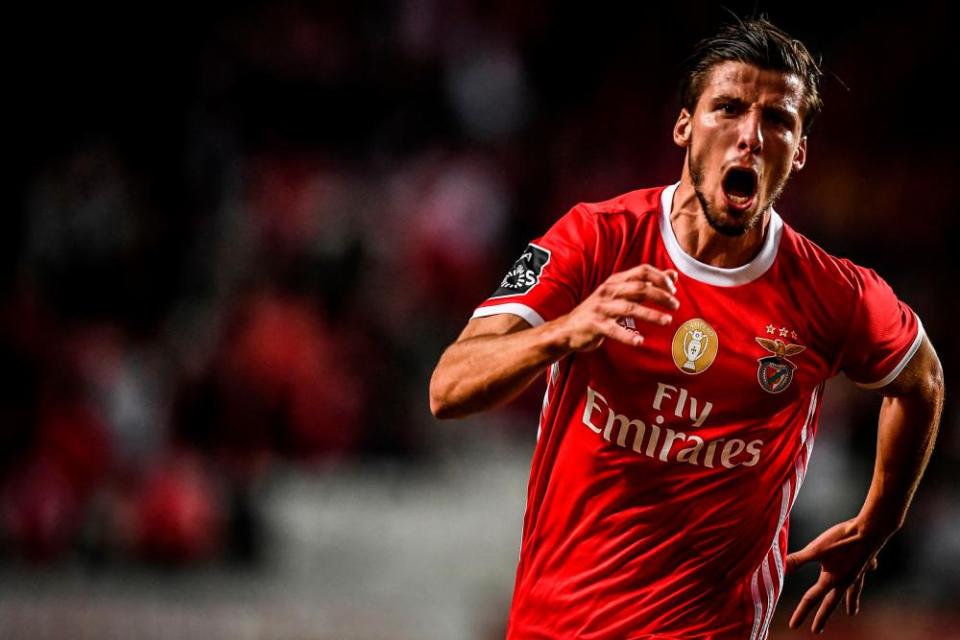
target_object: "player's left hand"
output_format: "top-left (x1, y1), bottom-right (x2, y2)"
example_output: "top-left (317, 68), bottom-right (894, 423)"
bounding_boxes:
top-left (785, 518), bottom-right (883, 634)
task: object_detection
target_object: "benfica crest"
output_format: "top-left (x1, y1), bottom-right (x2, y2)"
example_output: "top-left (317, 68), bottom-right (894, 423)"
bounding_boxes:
top-left (755, 337), bottom-right (806, 394)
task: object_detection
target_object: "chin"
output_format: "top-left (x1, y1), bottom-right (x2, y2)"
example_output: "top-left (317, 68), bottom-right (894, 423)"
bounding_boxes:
top-left (705, 203), bottom-right (763, 237)
top-left (695, 192), bottom-right (753, 237)
top-left (706, 216), bottom-right (750, 237)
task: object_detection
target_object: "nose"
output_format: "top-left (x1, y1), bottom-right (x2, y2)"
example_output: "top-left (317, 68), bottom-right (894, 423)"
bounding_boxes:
top-left (737, 110), bottom-right (763, 155)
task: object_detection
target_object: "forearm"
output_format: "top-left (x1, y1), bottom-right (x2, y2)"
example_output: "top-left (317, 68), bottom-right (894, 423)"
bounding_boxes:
top-left (857, 378), bottom-right (944, 540)
top-left (430, 264), bottom-right (679, 420)
top-left (429, 319), bottom-right (572, 419)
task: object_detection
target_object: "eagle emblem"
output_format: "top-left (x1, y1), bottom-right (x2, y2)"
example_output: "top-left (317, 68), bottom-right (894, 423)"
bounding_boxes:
top-left (755, 337), bottom-right (806, 394)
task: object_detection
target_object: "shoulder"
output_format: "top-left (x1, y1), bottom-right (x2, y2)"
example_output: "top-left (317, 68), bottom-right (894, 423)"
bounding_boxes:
top-left (568, 184), bottom-right (667, 234)
top-left (777, 220), bottom-right (877, 297)
top-left (577, 184), bottom-right (666, 218)
top-left (775, 221), bottom-right (918, 382)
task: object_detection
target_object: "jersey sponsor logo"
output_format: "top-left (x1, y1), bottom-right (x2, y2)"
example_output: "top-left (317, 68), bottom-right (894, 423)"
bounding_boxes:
top-left (672, 318), bottom-right (719, 374)
top-left (490, 243), bottom-right (551, 298)
top-left (755, 337), bottom-right (806, 393)
top-left (582, 384), bottom-right (762, 469)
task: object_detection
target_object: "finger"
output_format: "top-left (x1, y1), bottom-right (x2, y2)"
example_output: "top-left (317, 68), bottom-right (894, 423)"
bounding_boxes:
top-left (636, 284), bottom-right (680, 310)
top-left (844, 575), bottom-right (863, 615)
top-left (598, 319), bottom-right (645, 347)
top-left (785, 545), bottom-right (818, 575)
top-left (616, 264), bottom-right (677, 294)
top-left (852, 571), bottom-right (866, 615)
top-left (844, 572), bottom-right (866, 616)
top-left (811, 587), bottom-right (843, 634)
top-left (606, 281), bottom-right (679, 310)
top-left (869, 557), bottom-right (878, 571)
top-left (788, 576), bottom-right (830, 629)
top-left (598, 301), bottom-right (673, 327)
top-left (785, 526), bottom-right (841, 574)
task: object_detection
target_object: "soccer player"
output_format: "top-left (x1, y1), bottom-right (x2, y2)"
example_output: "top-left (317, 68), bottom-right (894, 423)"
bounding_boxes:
top-left (429, 17), bottom-right (944, 640)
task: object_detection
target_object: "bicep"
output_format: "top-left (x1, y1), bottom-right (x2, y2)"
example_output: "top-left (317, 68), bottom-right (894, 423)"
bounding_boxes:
top-left (876, 335), bottom-right (943, 399)
top-left (456, 313), bottom-right (533, 342)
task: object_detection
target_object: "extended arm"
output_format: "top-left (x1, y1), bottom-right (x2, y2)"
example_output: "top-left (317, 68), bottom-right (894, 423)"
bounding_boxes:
top-left (429, 265), bottom-right (679, 419)
top-left (786, 335), bottom-right (944, 634)
top-left (856, 335), bottom-right (944, 537)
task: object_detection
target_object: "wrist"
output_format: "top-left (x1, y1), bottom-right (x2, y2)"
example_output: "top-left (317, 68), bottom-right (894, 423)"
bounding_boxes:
top-left (853, 509), bottom-right (902, 545)
top-left (541, 315), bottom-right (577, 356)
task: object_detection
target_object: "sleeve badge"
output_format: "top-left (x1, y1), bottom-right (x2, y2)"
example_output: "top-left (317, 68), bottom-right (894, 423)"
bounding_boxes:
top-left (490, 243), bottom-right (551, 298)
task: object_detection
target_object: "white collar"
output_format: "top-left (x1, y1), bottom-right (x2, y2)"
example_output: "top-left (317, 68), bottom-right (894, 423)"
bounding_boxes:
top-left (659, 181), bottom-right (782, 287)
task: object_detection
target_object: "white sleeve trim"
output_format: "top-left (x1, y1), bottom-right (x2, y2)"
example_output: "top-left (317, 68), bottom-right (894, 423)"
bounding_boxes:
top-left (471, 303), bottom-right (545, 327)
top-left (855, 313), bottom-right (925, 390)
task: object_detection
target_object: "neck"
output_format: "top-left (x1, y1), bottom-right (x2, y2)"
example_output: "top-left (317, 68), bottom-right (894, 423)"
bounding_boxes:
top-left (670, 169), bottom-right (770, 269)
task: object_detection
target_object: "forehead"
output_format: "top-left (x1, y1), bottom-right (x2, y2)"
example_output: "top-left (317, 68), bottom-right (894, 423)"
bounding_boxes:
top-left (698, 61), bottom-right (805, 111)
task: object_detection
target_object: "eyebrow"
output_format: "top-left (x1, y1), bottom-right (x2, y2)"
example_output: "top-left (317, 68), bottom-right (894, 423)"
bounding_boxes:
top-left (711, 94), bottom-right (799, 122)
top-left (711, 94), bottom-right (744, 105)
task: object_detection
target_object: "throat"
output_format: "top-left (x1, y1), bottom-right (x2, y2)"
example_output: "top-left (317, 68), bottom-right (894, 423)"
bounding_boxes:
top-left (671, 185), bottom-right (770, 268)
top-left (678, 225), bottom-right (767, 268)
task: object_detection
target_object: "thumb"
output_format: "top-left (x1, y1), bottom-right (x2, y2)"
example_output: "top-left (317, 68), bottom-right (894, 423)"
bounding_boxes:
top-left (785, 542), bottom-right (819, 575)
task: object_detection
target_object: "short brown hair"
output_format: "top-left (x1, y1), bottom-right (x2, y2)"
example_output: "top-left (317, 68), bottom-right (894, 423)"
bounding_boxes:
top-left (680, 17), bottom-right (824, 135)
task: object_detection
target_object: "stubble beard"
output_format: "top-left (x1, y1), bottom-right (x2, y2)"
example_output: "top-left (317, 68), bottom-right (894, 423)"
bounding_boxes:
top-left (687, 141), bottom-right (791, 238)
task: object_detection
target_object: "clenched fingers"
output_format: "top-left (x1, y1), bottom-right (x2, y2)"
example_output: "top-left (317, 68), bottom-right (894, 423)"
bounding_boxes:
top-left (566, 264), bottom-right (680, 351)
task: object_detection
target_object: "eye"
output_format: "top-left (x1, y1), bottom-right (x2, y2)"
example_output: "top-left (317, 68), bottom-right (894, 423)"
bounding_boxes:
top-left (767, 111), bottom-right (794, 129)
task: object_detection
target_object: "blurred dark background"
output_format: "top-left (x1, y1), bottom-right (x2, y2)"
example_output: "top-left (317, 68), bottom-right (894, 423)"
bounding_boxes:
top-left (3, 2), bottom-right (958, 638)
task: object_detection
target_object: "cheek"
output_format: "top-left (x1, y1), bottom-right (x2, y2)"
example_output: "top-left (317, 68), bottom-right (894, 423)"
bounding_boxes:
top-left (764, 142), bottom-right (797, 176)
top-left (689, 132), bottom-right (722, 169)
top-left (760, 155), bottom-right (795, 195)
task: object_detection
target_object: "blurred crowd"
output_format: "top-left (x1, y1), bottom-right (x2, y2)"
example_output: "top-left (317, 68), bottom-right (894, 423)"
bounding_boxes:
top-left (3, 0), bottom-right (956, 602)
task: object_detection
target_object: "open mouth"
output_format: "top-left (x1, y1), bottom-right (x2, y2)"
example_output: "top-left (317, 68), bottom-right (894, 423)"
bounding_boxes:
top-left (721, 167), bottom-right (758, 211)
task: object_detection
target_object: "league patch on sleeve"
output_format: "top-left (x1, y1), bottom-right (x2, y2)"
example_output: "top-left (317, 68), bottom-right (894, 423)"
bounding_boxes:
top-left (490, 243), bottom-right (551, 298)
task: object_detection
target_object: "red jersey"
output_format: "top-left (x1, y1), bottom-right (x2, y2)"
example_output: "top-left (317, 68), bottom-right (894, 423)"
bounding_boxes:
top-left (472, 183), bottom-right (922, 640)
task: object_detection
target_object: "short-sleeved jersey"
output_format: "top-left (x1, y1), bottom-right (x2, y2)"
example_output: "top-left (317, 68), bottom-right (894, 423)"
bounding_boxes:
top-left (472, 183), bottom-right (923, 640)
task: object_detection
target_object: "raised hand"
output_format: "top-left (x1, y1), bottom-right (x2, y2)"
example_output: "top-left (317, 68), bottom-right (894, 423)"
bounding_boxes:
top-left (560, 264), bottom-right (680, 352)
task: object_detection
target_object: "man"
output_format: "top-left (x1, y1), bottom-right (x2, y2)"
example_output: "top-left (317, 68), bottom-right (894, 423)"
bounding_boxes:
top-left (429, 17), bottom-right (943, 640)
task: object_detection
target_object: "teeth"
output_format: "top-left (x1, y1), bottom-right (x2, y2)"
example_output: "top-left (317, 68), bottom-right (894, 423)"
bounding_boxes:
top-left (728, 194), bottom-right (751, 204)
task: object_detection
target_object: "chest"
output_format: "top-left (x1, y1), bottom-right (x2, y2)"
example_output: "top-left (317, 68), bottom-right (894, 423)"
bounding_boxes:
top-left (586, 276), bottom-right (834, 426)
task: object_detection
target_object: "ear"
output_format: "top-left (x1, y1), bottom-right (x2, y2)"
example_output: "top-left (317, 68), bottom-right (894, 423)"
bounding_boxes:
top-left (792, 136), bottom-right (807, 171)
top-left (673, 109), bottom-right (692, 148)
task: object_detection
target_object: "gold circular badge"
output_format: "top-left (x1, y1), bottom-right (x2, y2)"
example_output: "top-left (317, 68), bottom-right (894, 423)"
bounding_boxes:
top-left (672, 318), bottom-right (719, 375)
